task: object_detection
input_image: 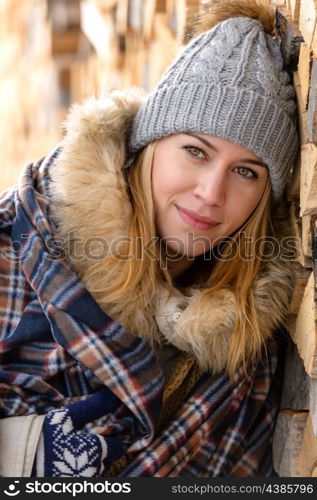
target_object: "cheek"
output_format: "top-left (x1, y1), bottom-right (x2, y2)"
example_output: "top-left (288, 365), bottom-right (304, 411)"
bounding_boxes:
top-left (152, 169), bottom-right (168, 210)
top-left (152, 162), bottom-right (187, 206)
top-left (230, 183), bottom-right (267, 225)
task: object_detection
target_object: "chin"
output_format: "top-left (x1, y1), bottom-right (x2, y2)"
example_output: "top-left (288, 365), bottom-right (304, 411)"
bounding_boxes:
top-left (180, 247), bottom-right (210, 259)
top-left (164, 237), bottom-right (211, 257)
top-left (188, 243), bottom-right (214, 258)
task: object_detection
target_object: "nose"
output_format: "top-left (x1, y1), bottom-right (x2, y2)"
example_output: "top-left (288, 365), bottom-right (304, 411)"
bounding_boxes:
top-left (193, 167), bottom-right (226, 206)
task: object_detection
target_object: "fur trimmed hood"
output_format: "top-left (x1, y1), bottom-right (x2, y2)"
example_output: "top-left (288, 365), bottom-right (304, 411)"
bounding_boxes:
top-left (50, 88), bottom-right (294, 374)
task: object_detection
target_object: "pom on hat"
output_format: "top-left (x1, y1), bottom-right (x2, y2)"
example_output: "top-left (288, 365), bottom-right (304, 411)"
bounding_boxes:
top-left (186, 0), bottom-right (275, 41)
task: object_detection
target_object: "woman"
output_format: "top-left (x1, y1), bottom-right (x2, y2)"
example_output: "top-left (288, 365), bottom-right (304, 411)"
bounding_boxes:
top-left (0, 0), bottom-right (298, 477)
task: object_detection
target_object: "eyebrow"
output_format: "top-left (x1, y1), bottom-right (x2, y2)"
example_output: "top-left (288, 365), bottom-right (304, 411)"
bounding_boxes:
top-left (183, 132), bottom-right (267, 168)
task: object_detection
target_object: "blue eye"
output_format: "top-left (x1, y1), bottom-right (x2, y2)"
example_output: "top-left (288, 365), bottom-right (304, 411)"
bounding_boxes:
top-left (183, 145), bottom-right (207, 159)
top-left (236, 166), bottom-right (258, 179)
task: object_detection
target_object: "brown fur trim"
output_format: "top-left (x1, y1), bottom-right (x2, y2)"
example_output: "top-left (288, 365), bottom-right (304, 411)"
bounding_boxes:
top-left (50, 88), bottom-right (146, 277)
top-left (187, 0), bottom-right (275, 41)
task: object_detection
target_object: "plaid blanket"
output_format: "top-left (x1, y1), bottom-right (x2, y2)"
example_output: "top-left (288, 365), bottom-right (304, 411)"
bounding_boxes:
top-left (0, 148), bottom-right (284, 476)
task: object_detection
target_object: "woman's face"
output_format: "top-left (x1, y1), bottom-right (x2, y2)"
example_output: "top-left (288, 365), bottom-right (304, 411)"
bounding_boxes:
top-left (151, 132), bottom-right (269, 258)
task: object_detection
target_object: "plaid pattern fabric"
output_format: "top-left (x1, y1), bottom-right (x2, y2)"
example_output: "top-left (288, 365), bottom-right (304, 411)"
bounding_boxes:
top-left (0, 148), bottom-right (283, 476)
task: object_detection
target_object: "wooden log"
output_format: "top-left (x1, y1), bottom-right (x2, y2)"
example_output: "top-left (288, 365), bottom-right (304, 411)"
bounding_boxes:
top-left (175, 0), bottom-right (187, 41)
top-left (116, 0), bottom-right (129, 34)
top-left (142, 0), bottom-right (156, 40)
top-left (280, 338), bottom-right (310, 409)
top-left (121, 33), bottom-right (146, 87)
top-left (80, 1), bottom-right (114, 59)
top-left (51, 28), bottom-right (82, 55)
top-left (289, 262), bottom-right (312, 319)
top-left (293, 72), bottom-right (308, 145)
top-left (156, 0), bottom-right (168, 11)
top-left (290, 272), bottom-right (317, 377)
top-left (289, 201), bottom-right (312, 268)
top-left (309, 377), bottom-right (317, 437)
top-left (300, 143), bottom-right (317, 217)
top-left (93, 0), bottom-right (118, 11)
top-left (175, 0), bottom-right (201, 42)
top-left (272, 410), bottom-right (309, 477)
top-left (299, 0), bottom-right (317, 48)
top-left (289, 0), bottom-right (301, 22)
top-left (301, 214), bottom-right (314, 261)
top-left (312, 24), bottom-right (317, 58)
top-left (307, 60), bottom-right (317, 143)
top-left (150, 12), bottom-right (182, 87)
top-left (129, 0), bottom-right (143, 32)
top-left (70, 54), bottom-right (102, 102)
top-left (279, 338), bottom-right (317, 437)
top-left (273, 0), bottom-right (288, 8)
top-left (153, 12), bottom-right (180, 49)
top-left (297, 414), bottom-right (317, 476)
top-left (287, 155), bottom-right (300, 200)
top-left (297, 43), bottom-right (312, 110)
top-left (275, 9), bottom-right (303, 72)
top-left (127, 0), bottom-right (172, 42)
top-left (49, 0), bottom-right (81, 32)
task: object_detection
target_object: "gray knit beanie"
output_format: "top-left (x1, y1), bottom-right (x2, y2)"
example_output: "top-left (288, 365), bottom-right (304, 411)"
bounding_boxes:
top-left (130, 2), bottom-right (299, 200)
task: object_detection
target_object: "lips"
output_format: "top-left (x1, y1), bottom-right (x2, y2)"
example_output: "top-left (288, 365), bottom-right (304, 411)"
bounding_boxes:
top-left (176, 205), bottom-right (220, 231)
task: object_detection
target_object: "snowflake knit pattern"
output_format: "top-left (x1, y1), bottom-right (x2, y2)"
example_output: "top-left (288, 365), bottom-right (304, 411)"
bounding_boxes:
top-left (33, 387), bottom-right (126, 477)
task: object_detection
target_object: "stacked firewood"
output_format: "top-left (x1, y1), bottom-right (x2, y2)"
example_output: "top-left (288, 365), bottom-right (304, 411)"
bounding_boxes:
top-left (271, 0), bottom-right (317, 478)
top-left (73, 0), bottom-right (198, 97)
top-left (0, 0), bottom-right (59, 190)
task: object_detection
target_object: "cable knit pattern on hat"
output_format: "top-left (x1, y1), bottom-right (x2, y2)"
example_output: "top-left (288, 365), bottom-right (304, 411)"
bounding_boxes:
top-left (130, 10), bottom-right (299, 200)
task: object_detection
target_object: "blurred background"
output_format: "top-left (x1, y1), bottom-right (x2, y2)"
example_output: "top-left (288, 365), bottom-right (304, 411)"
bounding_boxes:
top-left (0, 0), bottom-right (202, 191)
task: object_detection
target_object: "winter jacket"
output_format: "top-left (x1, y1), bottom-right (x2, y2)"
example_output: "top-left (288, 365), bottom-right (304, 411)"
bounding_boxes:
top-left (0, 89), bottom-right (293, 477)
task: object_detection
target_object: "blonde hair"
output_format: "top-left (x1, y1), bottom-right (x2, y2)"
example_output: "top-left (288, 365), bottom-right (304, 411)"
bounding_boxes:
top-left (196, 180), bottom-right (272, 377)
top-left (89, 142), bottom-right (170, 342)
top-left (96, 141), bottom-right (273, 377)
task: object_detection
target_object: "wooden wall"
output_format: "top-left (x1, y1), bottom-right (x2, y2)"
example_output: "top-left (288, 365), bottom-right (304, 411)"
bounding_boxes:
top-left (0, 0), bottom-right (198, 191)
top-left (271, 0), bottom-right (317, 478)
top-left (1, 0), bottom-right (317, 476)
top-left (0, 0), bottom-right (85, 191)
top-left (0, 0), bottom-right (59, 191)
